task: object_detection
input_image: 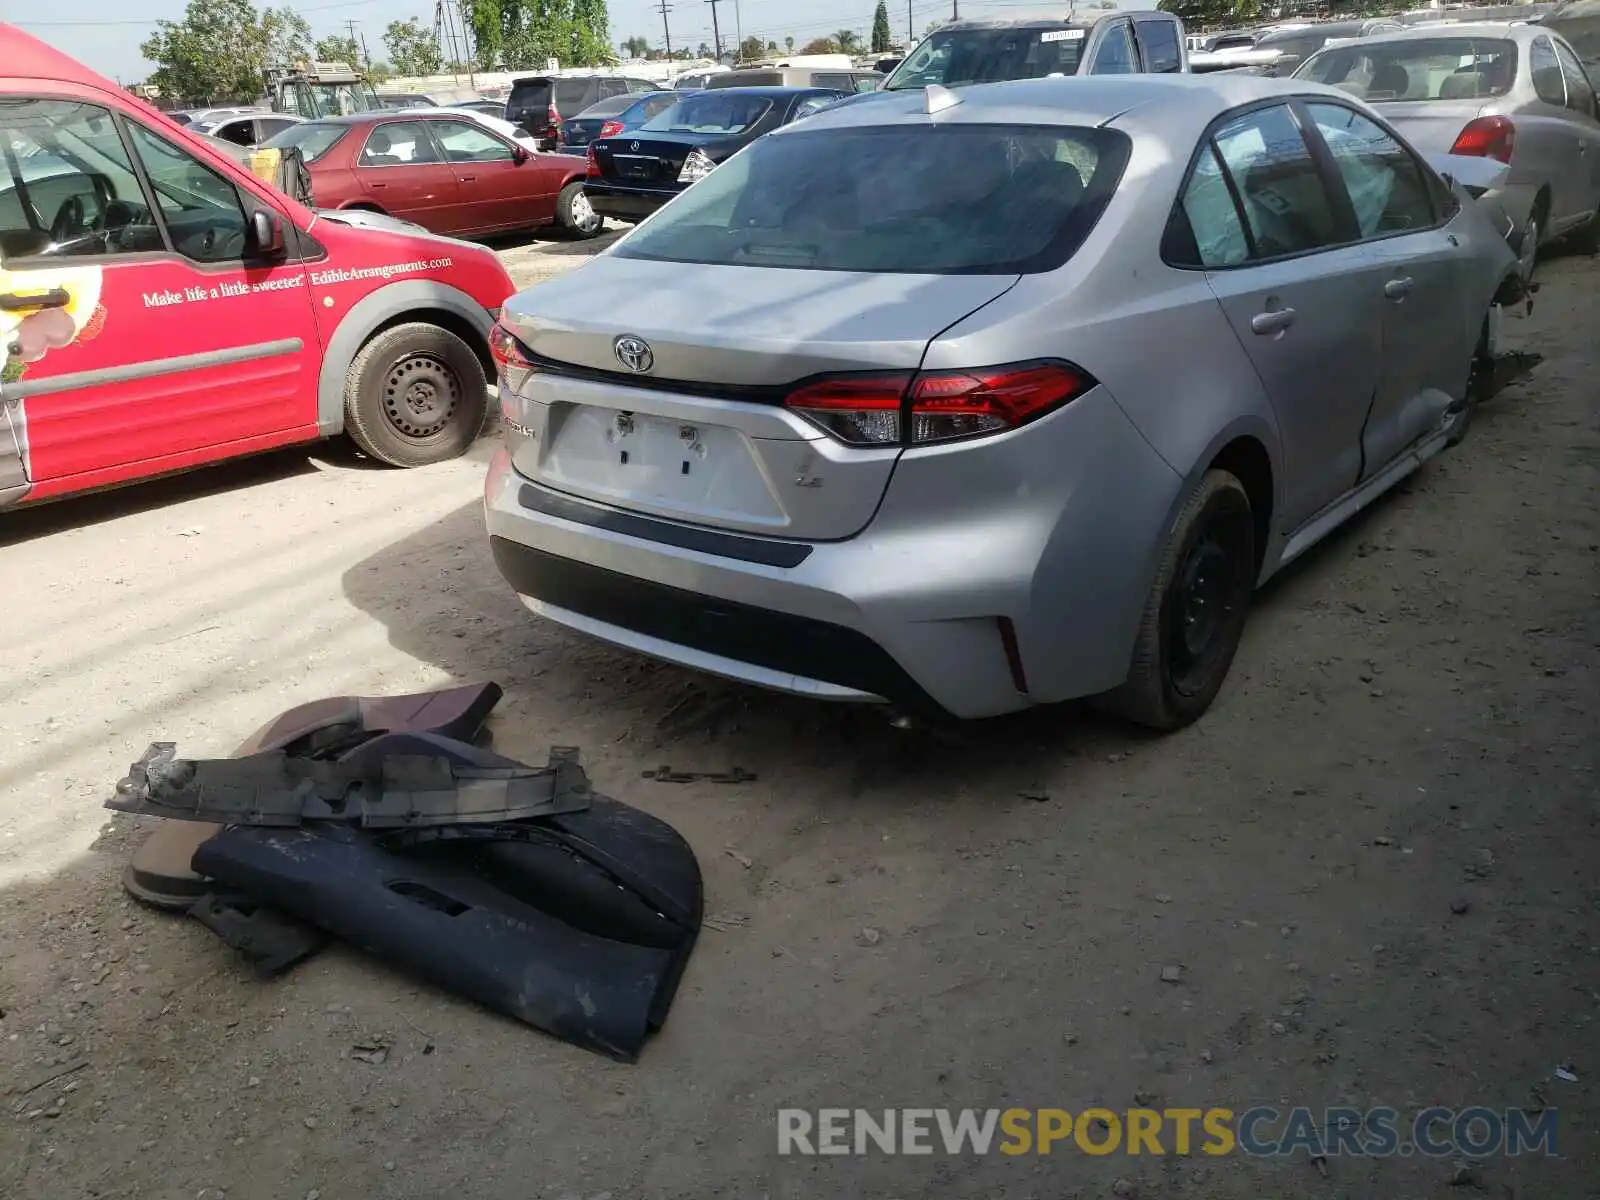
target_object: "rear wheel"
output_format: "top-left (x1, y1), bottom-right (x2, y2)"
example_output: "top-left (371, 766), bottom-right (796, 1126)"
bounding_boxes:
top-left (1095, 470), bottom-right (1256, 731)
top-left (556, 182), bottom-right (603, 238)
top-left (1516, 198), bottom-right (1546, 283)
top-left (343, 322), bottom-right (487, 468)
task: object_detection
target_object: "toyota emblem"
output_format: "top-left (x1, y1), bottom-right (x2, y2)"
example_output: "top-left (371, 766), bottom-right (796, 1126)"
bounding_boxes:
top-left (629, 140), bottom-right (640, 152)
top-left (614, 335), bottom-right (654, 374)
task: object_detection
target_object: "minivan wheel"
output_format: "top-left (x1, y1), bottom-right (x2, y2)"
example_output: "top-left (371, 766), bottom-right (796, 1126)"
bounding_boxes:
top-left (556, 182), bottom-right (603, 238)
top-left (1095, 470), bottom-right (1256, 731)
top-left (344, 322), bottom-right (488, 468)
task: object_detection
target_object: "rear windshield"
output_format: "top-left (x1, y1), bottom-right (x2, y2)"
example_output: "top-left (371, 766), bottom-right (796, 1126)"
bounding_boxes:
top-left (580, 93), bottom-right (640, 118)
top-left (707, 71), bottom-right (782, 88)
top-left (612, 124), bottom-right (1130, 274)
top-left (507, 80), bottom-right (551, 112)
top-left (885, 26), bottom-right (1087, 89)
top-left (1297, 37), bottom-right (1518, 101)
top-left (262, 121), bottom-right (348, 163)
top-left (642, 94), bottom-right (772, 134)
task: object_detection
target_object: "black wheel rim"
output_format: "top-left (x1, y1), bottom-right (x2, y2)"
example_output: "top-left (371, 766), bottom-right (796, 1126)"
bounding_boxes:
top-left (381, 353), bottom-right (460, 441)
top-left (1163, 503), bottom-right (1252, 698)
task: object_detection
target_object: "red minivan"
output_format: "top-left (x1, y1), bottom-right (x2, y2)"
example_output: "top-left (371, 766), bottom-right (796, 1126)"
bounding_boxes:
top-left (0, 25), bottom-right (517, 509)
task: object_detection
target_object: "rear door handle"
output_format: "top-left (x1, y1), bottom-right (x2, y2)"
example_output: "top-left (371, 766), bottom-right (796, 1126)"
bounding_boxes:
top-left (1384, 277), bottom-right (1413, 300)
top-left (459, 174), bottom-right (477, 182)
top-left (1250, 307), bottom-right (1297, 335)
top-left (368, 182), bottom-right (387, 189)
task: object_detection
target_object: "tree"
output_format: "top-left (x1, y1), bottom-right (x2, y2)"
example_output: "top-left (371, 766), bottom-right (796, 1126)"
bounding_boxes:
top-left (835, 29), bottom-right (861, 54)
top-left (738, 35), bottom-right (765, 61)
top-left (785, 35), bottom-right (795, 52)
top-left (697, 41), bottom-right (712, 57)
top-left (766, 40), bottom-right (778, 52)
top-left (384, 17), bottom-right (442, 75)
top-left (462, 0), bottom-right (501, 68)
top-left (566, 0), bottom-right (614, 66)
top-left (315, 34), bottom-right (361, 66)
top-left (140, 0), bottom-right (314, 104)
top-left (801, 36), bottom-right (839, 54)
top-left (621, 34), bottom-right (651, 57)
top-left (871, 1), bottom-right (892, 53)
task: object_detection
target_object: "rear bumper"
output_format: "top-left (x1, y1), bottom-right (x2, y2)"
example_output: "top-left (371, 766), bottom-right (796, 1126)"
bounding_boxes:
top-left (582, 182), bottom-right (677, 221)
top-left (482, 381), bottom-right (1183, 720)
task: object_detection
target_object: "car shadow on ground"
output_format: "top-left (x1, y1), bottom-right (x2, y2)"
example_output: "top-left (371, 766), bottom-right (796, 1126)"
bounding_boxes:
top-left (335, 497), bottom-right (1172, 808)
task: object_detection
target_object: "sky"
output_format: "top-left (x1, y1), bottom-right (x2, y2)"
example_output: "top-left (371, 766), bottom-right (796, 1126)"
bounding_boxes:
top-left (14, 0), bottom-right (1071, 85)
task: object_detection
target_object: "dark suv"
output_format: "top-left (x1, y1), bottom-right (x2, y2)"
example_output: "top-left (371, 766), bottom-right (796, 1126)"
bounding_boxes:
top-left (506, 74), bottom-right (657, 148)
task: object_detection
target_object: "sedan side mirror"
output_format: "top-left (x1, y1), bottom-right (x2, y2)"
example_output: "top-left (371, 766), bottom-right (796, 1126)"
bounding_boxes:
top-left (249, 209), bottom-right (287, 259)
top-left (512, 144), bottom-right (531, 165)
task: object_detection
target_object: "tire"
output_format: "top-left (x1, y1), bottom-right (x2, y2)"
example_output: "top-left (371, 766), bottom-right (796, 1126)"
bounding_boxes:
top-left (1094, 470), bottom-right (1256, 732)
top-left (343, 322), bottom-right (488, 468)
top-left (1515, 203), bottom-right (1544, 284)
top-left (1447, 310), bottom-right (1495, 448)
top-left (556, 181), bottom-right (603, 238)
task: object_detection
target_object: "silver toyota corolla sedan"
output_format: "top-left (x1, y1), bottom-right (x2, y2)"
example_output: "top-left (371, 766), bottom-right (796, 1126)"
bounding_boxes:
top-left (485, 73), bottom-right (1519, 730)
top-left (1294, 22), bottom-right (1600, 278)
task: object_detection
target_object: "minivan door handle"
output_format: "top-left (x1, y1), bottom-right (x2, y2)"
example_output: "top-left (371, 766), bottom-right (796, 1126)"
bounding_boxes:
top-left (1250, 307), bottom-right (1297, 335)
top-left (1384, 276), bottom-right (1413, 300)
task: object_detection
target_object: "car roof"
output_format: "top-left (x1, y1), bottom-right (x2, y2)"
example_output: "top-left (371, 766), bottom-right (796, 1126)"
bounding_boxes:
top-left (931, 9), bottom-right (1148, 30)
top-left (779, 73), bottom-right (1360, 143)
top-left (677, 85), bottom-right (844, 98)
top-left (1337, 21), bottom-right (1537, 44)
top-left (2, 23), bottom-right (118, 87)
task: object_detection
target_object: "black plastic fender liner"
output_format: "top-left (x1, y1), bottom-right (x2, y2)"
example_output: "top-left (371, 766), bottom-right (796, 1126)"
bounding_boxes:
top-left (194, 791), bottom-right (704, 1062)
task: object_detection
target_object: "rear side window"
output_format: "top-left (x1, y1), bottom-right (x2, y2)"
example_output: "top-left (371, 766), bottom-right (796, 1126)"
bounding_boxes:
top-left (813, 73), bottom-right (853, 89)
top-left (1135, 19), bottom-right (1183, 73)
top-left (359, 121), bottom-right (441, 165)
top-left (507, 81), bottom-right (551, 114)
top-left (1553, 38), bottom-right (1598, 116)
top-left (1531, 36), bottom-right (1567, 105)
top-left (613, 124), bottom-right (1132, 274)
top-left (556, 80), bottom-right (595, 110)
top-left (1167, 103), bottom-right (1341, 264)
top-left (1305, 103), bottom-right (1434, 237)
top-left (262, 121), bottom-right (347, 163)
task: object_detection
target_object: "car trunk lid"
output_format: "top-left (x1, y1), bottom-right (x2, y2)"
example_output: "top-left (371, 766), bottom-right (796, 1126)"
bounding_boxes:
top-left (499, 257), bottom-right (1018, 540)
top-left (1369, 100), bottom-right (1490, 155)
top-left (591, 135), bottom-right (704, 185)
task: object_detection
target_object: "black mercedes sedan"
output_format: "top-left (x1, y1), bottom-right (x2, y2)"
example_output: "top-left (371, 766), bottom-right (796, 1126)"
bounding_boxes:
top-left (582, 86), bottom-right (846, 222)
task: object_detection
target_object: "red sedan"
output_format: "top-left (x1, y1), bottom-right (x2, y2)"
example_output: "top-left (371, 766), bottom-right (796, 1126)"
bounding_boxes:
top-left (265, 112), bottom-right (602, 238)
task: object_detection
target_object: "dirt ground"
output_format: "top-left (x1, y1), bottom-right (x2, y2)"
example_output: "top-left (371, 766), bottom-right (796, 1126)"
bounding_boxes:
top-left (0, 242), bottom-right (1596, 1200)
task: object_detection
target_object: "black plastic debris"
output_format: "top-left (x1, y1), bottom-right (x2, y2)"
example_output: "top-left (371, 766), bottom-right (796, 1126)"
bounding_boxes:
top-left (111, 684), bottom-right (703, 1061)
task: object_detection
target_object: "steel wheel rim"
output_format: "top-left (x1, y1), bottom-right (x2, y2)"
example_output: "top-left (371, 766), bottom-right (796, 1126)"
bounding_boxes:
top-left (1518, 216), bottom-right (1539, 282)
top-left (571, 190), bottom-right (599, 232)
top-left (381, 353), bottom-right (460, 440)
top-left (1164, 505), bottom-right (1252, 698)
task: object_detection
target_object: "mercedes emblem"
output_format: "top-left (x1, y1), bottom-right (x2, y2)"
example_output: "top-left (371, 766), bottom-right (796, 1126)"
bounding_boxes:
top-left (629, 140), bottom-right (640, 152)
top-left (613, 335), bottom-right (654, 374)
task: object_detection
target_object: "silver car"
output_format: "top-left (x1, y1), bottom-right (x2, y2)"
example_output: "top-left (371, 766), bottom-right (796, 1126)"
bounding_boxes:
top-left (1295, 22), bottom-right (1600, 276)
top-left (484, 74), bottom-right (1518, 730)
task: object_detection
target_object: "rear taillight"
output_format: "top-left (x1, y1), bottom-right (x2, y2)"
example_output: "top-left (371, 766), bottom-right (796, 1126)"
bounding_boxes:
top-left (1451, 115), bottom-right (1515, 164)
top-left (488, 320), bottom-right (534, 373)
top-left (598, 119), bottom-right (625, 138)
top-left (547, 103), bottom-right (563, 127)
top-left (585, 145), bottom-right (601, 178)
top-left (784, 362), bottom-right (1093, 446)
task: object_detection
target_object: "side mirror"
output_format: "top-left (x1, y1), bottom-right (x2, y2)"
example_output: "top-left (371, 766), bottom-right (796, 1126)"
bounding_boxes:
top-left (511, 144), bottom-right (531, 165)
top-left (249, 209), bottom-right (287, 259)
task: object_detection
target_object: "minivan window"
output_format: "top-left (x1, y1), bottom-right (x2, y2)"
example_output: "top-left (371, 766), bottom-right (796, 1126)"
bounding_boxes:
top-left (613, 124), bottom-right (1131, 274)
top-left (507, 80), bottom-right (551, 115)
top-left (1296, 38), bottom-right (1518, 101)
top-left (1134, 18), bottom-right (1183, 73)
top-left (125, 123), bottom-right (249, 264)
top-left (262, 121), bottom-right (349, 163)
top-left (707, 71), bottom-right (783, 88)
top-left (642, 94), bottom-right (772, 134)
top-left (885, 25), bottom-right (1088, 89)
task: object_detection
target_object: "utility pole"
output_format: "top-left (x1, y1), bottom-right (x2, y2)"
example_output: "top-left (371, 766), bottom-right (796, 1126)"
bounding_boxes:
top-left (706, 0), bottom-right (723, 60)
top-left (734, 0), bottom-right (742, 53)
top-left (657, 0), bottom-right (674, 59)
top-left (908, 0), bottom-right (913, 44)
top-left (345, 19), bottom-right (369, 68)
